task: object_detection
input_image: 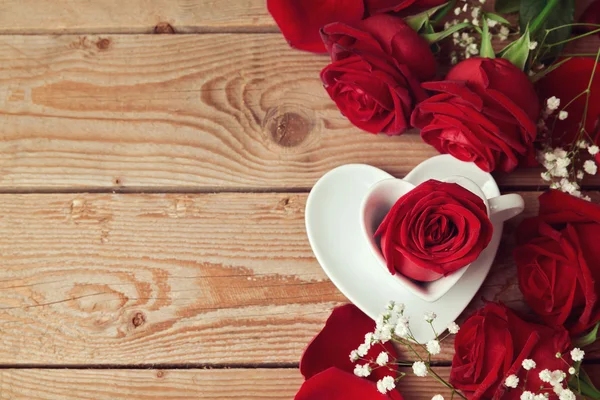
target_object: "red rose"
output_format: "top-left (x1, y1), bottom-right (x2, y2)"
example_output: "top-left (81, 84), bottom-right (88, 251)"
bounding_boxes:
top-left (536, 58), bottom-right (600, 148)
top-left (411, 57), bottom-right (540, 173)
top-left (514, 190), bottom-right (600, 335)
top-left (267, 0), bottom-right (364, 53)
top-left (450, 303), bottom-right (571, 400)
top-left (321, 15), bottom-right (435, 135)
top-left (375, 179), bottom-right (493, 281)
top-left (300, 304), bottom-right (398, 382)
top-left (295, 367), bottom-right (404, 400)
top-left (365, 0), bottom-right (447, 14)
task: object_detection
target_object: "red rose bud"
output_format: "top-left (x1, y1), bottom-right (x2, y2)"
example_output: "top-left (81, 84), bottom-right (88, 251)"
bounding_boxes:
top-left (321, 15), bottom-right (436, 135)
top-left (412, 57), bottom-right (539, 173)
top-left (365, 0), bottom-right (447, 14)
top-left (514, 190), bottom-right (600, 336)
top-left (450, 303), bottom-right (571, 400)
top-left (267, 0), bottom-right (364, 53)
top-left (375, 180), bottom-right (493, 282)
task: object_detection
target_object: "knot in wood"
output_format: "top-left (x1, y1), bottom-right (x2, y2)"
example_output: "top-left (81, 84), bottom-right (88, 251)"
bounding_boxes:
top-left (154, 22), bottom-right (175, 34)
top-left (96, 38), bottom-right (111, 50)
top-left (265, 110), bottom-right (311, 148)
top-left (132, 312), bottom-right (146, 328)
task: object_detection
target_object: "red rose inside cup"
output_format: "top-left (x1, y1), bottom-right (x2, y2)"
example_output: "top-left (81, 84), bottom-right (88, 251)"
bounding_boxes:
top-left (375, 179), bottom-right (493, 281)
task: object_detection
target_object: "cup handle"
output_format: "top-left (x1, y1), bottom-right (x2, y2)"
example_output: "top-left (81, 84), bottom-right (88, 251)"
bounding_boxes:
top-left (488, 194), bottom-right (525, 222)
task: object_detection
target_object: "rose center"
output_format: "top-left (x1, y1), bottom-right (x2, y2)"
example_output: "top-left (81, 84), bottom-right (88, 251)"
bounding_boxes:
top-left (423, 215), bottom-right (457, 247)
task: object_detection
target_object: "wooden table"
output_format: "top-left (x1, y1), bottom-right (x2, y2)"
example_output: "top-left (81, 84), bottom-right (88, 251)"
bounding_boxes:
top-left (0, 1), bottom-right (598, 398)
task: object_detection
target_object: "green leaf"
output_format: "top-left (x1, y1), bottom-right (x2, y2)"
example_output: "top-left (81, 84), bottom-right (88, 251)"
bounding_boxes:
top-left (519, 0), bottom-right (575, 62)
top-left (480, 18), bottom-right (495, 58)
top-left (530, 57), bottom-right (572, 83)
top-left (580, 367), bottom-right (600, 399)
top-left (430, 0), bottom-right (457, 24)
top-left (405, 2), bottom-right (450, 32)
top-left (501, 26), bottom-right (530, 70)
top-left (495, 0), bottom-right (520, 13)
top-left (484, 12), bottom-right (511, 26)
top-left (573, 322), bottom-right (600, 348)
top-left (422, 22), bottom-right (472, 44)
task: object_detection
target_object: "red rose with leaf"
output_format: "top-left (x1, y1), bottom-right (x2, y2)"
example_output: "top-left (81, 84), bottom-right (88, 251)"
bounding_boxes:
top-left (321, 14), bottom-right (436, 135)
top-left (514, 190), bottom-right (600, 336)
top-left (412, 57), bottom-right (540, 173)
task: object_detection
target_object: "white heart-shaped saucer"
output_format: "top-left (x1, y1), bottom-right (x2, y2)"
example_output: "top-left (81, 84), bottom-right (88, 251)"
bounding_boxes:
top-left (305, 155), bottom-right (505, 342)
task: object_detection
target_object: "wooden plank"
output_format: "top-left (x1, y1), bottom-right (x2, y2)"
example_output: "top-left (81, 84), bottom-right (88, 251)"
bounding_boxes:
top-left (0, 192), bottom-right (598, 365)
top-left (1, 34), bottom-right (599, 192)
top-left (0, 0), bottom-right (275, 35)
top-left (1, 367), bottom-right (598, 399)
top-left (0, 367), bottom-right (457, 399)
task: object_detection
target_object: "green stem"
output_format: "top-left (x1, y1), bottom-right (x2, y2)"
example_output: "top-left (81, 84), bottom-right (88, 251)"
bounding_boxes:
top-left (530, 0), bottom-right (560, 36)
top-left (546, 28), bottom-right (600, 48)
top-left (546, 22), bottom-right (600, 32)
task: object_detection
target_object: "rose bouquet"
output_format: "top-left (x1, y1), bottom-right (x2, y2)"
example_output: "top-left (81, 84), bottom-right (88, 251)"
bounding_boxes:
top-left (267, 0), bottom-right (600, 398)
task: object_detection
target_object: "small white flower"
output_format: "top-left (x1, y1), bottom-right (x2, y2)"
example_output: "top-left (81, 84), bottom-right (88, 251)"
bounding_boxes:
top-left (467, 43), bottom-right (479, 55)
top-left (394, 322), bottom-right (410, 338)
top-left (559, 389), bottom-right (576, 400)
top-left (447, 322), bottom-right (460, 334)
top-left (472, 18), bottom-right (480, 26)
top-left (529, 41), bottom-right (538, 50)
top-left (522, 359), bottom-right (536, 371)
top-left (571, 348), bottom-right (585, 362)
top-left (547, 96), bottom-right (561, 111)
top-left (505, 374), bottom-right (519, 388)
top-left (393, 303), bottom-right (405, 314)
top-left (544, 152), bottom-right (557, 162)
top-left (364, 332), bottom-right (374, 345)
top-left (559, 111), bottom-right (568, 120)
top-left (462, 3), bottom-right (468, 12)
top-left (584, 160), bottom-right (597, 175)
top-left (377, 376), bottom-right (396, 394)
top-left (548, 370), bottom-right (566, 386)
top-left (424, 312), bottom-right (436, 322)
top-left (554, 385), bottom-right (564, 395)
top-left (539, 369), bottom-right (552, 383)
top-left (555, 157), bottom-right (570, 169)
top-left (550, 182), bottom-right (560, 189)
top-left (444, 22), bottom-right (452, 30)
top-left (357, 343), bottom-right (370, 357)
top-left (479, 0), bottom-right (486, 3)
top-left (350, 350), bottom-right (359, 362)
top-left (354, 364), bottom-right (371, 377)
top-left (432, 395), bottom-right (444, 400)
top-left (412, 361), bottom-right (428, 377)
top-left (376, 352), bottom-right (389, 366)
top-left (426, 340), bottom-right (441, 355)
top-left (568, 367), bottom-right (576, 375)
top-left (487, 18), bottom-right (498, 28)
top-left (499, 26), bottom-right (510, 40)
top-left (589, 145), bottom-right (599, 155)
top-left (521, 391), bottom-right (535, 400)
top-left (577, 170), bottom-right (585, 180)
top-left (541, 172), bottom-right (552, 181)
top-left (534, 395), bottom-right (547, 400)
top-left (454, 7), bottom-right (461, 15)
top-left (471, 7), bottom-right (481, 19)
top-left (553, 147), bottom-right (568, 159)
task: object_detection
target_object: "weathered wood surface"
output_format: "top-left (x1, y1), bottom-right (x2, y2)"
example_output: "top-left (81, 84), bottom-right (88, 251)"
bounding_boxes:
top-left (0, 192), bottom-right (597, 365)
top-left (1, 34), bottom-right (599, 192)
top-left (0, 367), bottom-right (597, 399)
top-left (0, 0), bottom-right (276, 34)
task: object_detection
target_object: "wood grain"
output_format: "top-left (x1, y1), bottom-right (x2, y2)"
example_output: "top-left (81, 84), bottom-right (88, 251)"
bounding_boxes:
top-left (0, 0), bottom-right (275, 35)
top-left (1, 34), bottom-right (599, 192)
top-left (0, 367), bottom-right (455, 399)
top-left (0, 192), bottom-right (598, 365)
top-left (1, 367), bottom-right (598, 399)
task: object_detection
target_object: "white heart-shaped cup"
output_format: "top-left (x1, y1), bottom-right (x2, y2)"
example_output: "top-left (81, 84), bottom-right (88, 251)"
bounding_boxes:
top-left (360, 176), bottom-right (524, 302)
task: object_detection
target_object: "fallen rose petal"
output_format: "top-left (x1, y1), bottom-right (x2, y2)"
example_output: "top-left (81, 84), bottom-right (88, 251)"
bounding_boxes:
top-left (300, 304), bottom-right (399, 382)
top-left (295, 367), bottom-right (404, 400)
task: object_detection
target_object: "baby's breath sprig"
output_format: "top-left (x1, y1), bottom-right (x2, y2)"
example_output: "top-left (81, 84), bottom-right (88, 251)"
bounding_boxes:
top-left (350, 301), bottom-right (465, 399)
top-left (536, 47), bottom-right (600, 199)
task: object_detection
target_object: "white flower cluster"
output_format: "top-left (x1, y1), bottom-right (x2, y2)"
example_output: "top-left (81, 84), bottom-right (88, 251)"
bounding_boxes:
top-left (538, 97), bottom-right (598, 200)
top-left (446, 0), bottom-right (508, 64)
top-left (504, 351), bottom-right (584, 400)
top-left (349, 302), bottom-right (461, 395)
